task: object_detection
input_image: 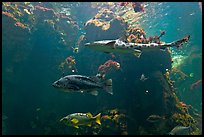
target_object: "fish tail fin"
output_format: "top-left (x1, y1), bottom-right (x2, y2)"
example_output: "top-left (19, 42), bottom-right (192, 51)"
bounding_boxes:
top-left (102, 79), bottom-right (113, 95)
top-left (172, 35), bottom-right (190, 48)
top-left (94, 113), bottom-right (101, 125)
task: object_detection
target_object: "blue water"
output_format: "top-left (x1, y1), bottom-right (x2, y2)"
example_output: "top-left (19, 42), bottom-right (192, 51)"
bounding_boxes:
top-left (2, 2), bottom-right (202, 135)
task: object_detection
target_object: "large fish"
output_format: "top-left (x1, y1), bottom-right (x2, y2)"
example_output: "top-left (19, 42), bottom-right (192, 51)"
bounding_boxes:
top-left (60, 112), bottom-right (101, 128)
top-left (168, 125), bottom-right (191, 135)
top-left (52, 75), bottom-right (113, 96)
top-left (84, 35), bottom-right (190, 58)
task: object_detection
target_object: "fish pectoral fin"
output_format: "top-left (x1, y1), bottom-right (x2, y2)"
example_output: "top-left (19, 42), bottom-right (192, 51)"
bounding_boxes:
top-left (87, 123), bottom-right (92, 127)
top-left (168, 132), bottom-right (173, 135)
top-left (71, 118), bottom-right (79, 124)
top-left (89, 90), bottom-right (98, 96)
top-left (159, 46), bottom-right (166, 51)
top-left (73, 125), bottom-right (79, 128)
top-left (133, 49), bottom-right (142, 58)
top-left (69, 85), bottom-right (80, 90)
top-left (86, 112), bottom-right (93, 118)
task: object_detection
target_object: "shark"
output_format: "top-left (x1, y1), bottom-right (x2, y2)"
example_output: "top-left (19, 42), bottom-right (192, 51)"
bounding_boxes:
top-left (84, 35), bottom-right (190, 58)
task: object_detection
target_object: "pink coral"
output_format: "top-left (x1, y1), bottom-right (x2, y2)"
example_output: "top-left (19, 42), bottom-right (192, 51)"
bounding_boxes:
top-left (65, 56), bottom-right (76, 70)
top-left (190, 79), bottom-right (202, 90)
top-left (98, 60), bottom-right (120, 74)
top-left (179, 102), bottom-right (187, 107)
top-left (15, 21), bottom-right (27, 29)
top-left (2, 11), bottom-right (17, 21)
top-left (35, 5), bottom-right (53, 11)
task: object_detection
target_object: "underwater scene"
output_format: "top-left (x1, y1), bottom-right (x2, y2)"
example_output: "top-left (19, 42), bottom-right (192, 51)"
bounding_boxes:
top-left (2, 2), bottom-right (202, 135)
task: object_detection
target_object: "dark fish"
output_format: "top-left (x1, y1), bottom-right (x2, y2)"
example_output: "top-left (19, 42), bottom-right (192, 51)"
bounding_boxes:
top-left (52, 75), bottom-right (113, 96)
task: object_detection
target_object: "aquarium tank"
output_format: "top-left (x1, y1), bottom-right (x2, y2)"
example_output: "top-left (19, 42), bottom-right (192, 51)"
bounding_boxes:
top-left (2, 2), bottom-right (202, 135)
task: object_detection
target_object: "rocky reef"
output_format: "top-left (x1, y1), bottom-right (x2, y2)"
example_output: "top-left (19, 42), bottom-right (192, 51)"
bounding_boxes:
top-left (2, 2), bottom-right (200, 135)
top-left (2, 2), bottom-right (80, 135)
top-left (84, 9), bottom-right (128, 41)
top-left (82, 7), bottom-right (199, 135)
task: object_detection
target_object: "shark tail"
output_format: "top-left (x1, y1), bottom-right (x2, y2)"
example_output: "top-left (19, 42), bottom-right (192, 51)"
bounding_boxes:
top-left (173, 35), bottom-right (190, 48)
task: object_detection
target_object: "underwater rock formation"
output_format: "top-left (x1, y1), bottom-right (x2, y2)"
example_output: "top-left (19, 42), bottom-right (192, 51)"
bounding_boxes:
top-left (2, 2), bottom-right (200, 135)
top-left (82, 7), bottom-right (199, 135)
top-left (2, 3), bottom-right (80, 135)
top-left (84, 9), bottom-right (128, 41)
top-left (2, 9), bottom-right (31, 64)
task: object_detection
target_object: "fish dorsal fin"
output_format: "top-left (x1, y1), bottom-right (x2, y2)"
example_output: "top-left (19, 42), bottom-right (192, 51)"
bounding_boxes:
top-left (89, 76), bottom-right (100, 82)
top-left (75, 76), bottom-right (96, 83)
top-left (118, 35), bottom-right (127, 42)
top-left (71, 118), bottom-right (79, 124)
top-left (87, 123), bottom-right (92, 127)
top-left (62, 72), bottom-right (65, 77)
top-left (86, 112), bottom-right (93, 118)
top-left (73, 125), bottom-right (79, 128)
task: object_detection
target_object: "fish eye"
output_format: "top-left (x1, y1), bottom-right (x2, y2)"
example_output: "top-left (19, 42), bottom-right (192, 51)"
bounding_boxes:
top-left (67, 117), bottom-right (71, 120)
top-left (65, 77), bottom-right (70, 81)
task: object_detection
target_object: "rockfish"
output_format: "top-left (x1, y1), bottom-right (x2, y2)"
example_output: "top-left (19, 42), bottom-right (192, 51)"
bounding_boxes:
top-left (60, 112), bottom-right (101, 128)
top-left (52, 75), bottom-right (113, 96)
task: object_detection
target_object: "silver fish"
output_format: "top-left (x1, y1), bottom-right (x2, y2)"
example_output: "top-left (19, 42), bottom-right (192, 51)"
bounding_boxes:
top-left (52, 75), bottom-right (113, 96)
top-left (146, 115), bottom-right (165, 122)
top-left (169, 125), bottom-right (191, 135)
top-left (84, 35), bottom-right (190, 58)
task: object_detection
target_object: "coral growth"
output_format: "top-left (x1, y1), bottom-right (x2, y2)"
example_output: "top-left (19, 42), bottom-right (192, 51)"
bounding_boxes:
top-left (15, 21), bottom-right (27, 29)
top-left (127, 27), bottom-right (146, 43)
top-left (84, 8), bottom-right (127, 41)
top-left (2, 11), bottom-right (17, 21)
top-left (97, 60), bottom-right (120, 79)
top-left (35, 5), bottom-right (53, 11)
top-left (190, 79), bottom-right (202, 91)
top-left (126, 27), bottom-right (166, 45)
top-left (2, 2), bottom-right (79, 46)
top-left (170, 67), bottom-right (189, 81)
top-left (155, 70), bottom-right (200, 135)
top-left (59, 56), bottom-right (77, 73)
